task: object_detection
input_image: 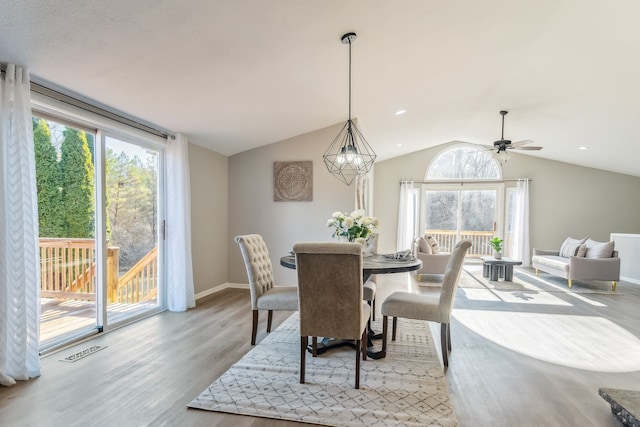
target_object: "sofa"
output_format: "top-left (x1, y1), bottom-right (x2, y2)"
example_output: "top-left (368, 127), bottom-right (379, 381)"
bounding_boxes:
top-left (412, 234), bottom-right (451, 281)
top-left (532, 237), bottom-right (620, 291)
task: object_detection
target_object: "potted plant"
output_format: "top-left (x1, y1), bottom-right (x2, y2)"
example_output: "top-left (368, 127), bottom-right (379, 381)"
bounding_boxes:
top-left (489, 237), bottom-right (504, 259)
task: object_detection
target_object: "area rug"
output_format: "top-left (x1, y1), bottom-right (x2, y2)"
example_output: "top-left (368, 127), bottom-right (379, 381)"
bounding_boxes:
top-left (461, 264), bottom-right (619, 295)
top-left (188, 313), bottom-right (457, 427)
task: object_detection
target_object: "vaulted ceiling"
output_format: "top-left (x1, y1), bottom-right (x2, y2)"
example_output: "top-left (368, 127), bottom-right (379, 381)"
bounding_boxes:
top-left (2, 0), bottom-right (639, 176)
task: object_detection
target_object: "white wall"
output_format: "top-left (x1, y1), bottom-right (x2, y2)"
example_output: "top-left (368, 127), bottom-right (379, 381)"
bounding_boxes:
top-left (374, 142), bottom-right (640, 255)
top-left (228, 123), bottom-right (357, 285)
top-left (188, 143), bottom-right (229, 295)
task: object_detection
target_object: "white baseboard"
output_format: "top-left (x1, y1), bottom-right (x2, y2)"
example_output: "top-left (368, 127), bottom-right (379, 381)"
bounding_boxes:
top-left (195, 282), bottom-right (249, 301)
top-left (621, 276), bottom-right (640, 285)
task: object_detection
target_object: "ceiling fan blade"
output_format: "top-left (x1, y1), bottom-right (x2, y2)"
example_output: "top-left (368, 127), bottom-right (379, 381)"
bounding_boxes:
top-left (512, 145), bottom-right (543, 151)
top-left (510, 139), bottom-right (534, 147)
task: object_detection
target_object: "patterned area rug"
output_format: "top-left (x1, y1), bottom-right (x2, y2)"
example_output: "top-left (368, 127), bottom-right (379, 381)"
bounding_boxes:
top-left (461, 264), bottom-right (619, 294)
top-left (188, 313), bottom-right (457, 427)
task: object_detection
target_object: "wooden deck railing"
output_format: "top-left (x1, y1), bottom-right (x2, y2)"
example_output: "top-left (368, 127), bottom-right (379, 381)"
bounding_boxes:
top-left (425, 230), bottom-right (495, 257)
top-left (39, 238), bottom-right (157, 304)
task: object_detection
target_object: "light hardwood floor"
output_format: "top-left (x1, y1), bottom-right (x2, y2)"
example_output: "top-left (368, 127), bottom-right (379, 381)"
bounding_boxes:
top-left (1, 268), bottom-right (639, 426)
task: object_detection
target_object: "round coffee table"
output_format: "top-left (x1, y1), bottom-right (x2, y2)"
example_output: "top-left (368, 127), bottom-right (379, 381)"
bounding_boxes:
top-left (480, 256), bottom-right (522, 282)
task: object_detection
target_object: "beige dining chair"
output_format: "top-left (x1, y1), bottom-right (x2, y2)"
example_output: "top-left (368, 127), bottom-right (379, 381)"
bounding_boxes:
top-left (294, 241), bottom-right (370, 389)
top-left (235, 234), bottom-right (298, 345)
top-left (381, 239), bottom-right (472, 367)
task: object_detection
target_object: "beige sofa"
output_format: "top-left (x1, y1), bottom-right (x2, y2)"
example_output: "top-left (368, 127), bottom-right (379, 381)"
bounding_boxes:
top-left (532, 237), bottom-right (620, 291)
top-left (413, 234), bottom-right (451, 281)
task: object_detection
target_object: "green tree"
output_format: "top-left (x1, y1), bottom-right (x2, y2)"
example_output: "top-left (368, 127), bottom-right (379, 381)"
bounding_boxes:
top-left (60, 128), bottom-right (95, 238)
top-left (33, 118), bottom-right (65, 237)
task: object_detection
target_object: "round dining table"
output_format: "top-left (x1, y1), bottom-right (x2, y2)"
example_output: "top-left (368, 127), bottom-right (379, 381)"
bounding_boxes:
top-left (280, 252), bottom-right (422, 359)
top-left (279, 253), bottom-right (422, 284)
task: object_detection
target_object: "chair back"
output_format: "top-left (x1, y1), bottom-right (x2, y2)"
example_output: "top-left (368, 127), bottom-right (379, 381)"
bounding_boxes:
top-left (293, 242), bottom-right (364, 340)
top-left (438, 239), bottom-right (472, 321)
top-left (235, 234), bottom-right (275, 310)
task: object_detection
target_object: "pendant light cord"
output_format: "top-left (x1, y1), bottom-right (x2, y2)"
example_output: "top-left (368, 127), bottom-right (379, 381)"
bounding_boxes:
top-left (348, 37), bottom-right (352, 122)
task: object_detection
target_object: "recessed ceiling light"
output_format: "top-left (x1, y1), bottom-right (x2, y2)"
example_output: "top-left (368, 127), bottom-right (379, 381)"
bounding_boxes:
top-left (396, 143), bottom-right (403, 147)
top-left (578, 146), bottom-right (589, 150)
top-left (395, 109), bottom-right (407, 115)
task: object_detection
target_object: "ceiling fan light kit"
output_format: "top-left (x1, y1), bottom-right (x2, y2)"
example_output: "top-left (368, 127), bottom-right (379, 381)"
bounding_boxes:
top-left (323, 32), bottom-right (376, 185)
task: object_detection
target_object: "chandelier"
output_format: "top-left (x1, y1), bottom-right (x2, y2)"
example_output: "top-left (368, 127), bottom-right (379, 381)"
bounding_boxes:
top-left (323, 32), bottom-right (376, 186)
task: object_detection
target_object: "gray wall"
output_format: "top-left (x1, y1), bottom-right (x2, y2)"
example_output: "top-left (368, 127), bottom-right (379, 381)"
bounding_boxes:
top-left (227, 123), bottom-right (357, 285)
top-left (188, 143), bottom-right (229, 295)
top-left (374, 142), bottom-right (640, 255)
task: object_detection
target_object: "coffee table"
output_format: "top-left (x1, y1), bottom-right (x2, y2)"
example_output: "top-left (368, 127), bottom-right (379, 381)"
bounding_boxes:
top-left (481, 256), bottom-right (522, 282)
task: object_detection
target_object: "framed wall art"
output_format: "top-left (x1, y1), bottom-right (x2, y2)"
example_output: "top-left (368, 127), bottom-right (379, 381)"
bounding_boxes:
top-left (273, 161), bottom-right (312, 202)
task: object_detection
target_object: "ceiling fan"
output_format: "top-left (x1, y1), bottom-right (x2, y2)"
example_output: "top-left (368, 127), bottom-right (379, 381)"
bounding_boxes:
top-left (493, 110), bottom-right (542, 154)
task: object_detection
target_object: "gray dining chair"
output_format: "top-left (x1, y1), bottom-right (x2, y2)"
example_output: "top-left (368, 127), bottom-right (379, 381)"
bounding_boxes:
top-left (235, 234), bottom-right (298, 345)
top-left (294, 241), bottom-right (370, 389)
top-left (381, 239), bottom-right (472, 367)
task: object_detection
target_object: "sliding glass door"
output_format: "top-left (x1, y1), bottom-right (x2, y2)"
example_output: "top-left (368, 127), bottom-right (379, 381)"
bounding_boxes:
top-left (421, 184), bottom-right (504, 257)
top-left (34, 115), bottom-right (165, 352)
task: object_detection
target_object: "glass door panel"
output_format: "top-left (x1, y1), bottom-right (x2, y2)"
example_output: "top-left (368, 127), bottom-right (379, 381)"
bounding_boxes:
top-left (424, 190), bottom-right (459, 253)
top-left (460, 190), bottom-right (496, 257)
top-left (34, 117), bottom-right (99, 350)
top-left (105, 136), bottom-right (161, 326)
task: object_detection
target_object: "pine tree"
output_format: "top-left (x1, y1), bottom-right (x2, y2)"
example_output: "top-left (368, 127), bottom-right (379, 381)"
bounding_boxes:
top-left (60, 128), bottom-right (95, 238)
top-left (33, 118), bottom-right (65, 237)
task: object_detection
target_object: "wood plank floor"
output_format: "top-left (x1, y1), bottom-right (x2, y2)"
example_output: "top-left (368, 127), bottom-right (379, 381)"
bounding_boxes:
top-left (2, 268), bottom-right (639, 426)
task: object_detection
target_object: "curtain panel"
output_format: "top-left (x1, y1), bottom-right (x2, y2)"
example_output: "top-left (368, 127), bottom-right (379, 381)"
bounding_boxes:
top-left (166, 133), bottom-right (195, 311)
top-left (0, 64), bottom-right (42, 386)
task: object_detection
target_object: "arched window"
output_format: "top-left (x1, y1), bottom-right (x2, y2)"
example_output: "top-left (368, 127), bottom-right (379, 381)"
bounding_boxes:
top-left (426, 145), bottom-right (501, 180)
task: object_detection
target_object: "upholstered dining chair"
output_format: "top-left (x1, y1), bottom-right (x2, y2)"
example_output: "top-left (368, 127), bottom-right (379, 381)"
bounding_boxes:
top-left (294, 241), bottom-right (371, 389)
top-left (381, 239), bottom-right (472, 367)
top-left (235, 234), bottom-right (298, 345)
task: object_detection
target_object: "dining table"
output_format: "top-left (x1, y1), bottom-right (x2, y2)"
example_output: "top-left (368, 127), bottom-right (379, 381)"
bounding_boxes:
top-left (280, 252), bottom-right (422, 359)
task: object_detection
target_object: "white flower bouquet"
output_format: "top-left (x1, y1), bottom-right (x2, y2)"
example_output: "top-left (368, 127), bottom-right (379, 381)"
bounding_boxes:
top-left (327, 210), bottom-right (379, 244)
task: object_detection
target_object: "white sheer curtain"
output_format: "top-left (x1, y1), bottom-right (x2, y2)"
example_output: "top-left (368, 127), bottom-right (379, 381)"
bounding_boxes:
top-left (511, 179), bottom-right (530, 267)
top-left (396, 181), bottom-right (413, 251)
top-left (0, 64), bottom-right (41, 386)
top-left (166, 133), bottom-right (195, 311)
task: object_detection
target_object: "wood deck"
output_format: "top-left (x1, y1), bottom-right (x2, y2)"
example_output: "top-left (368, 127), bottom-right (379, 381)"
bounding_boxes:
top-left (40, 298), bottom-right (159, 351)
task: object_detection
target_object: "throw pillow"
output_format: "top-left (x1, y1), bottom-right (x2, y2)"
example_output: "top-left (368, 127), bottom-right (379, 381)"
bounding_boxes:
top-left (576, 243), bottom-right (587, 257)
top-left (559, 236), bottom-right (588, 258)
top-left (425, 234), bottom-right (440, 254)
top-left (418, 237), bottom-right (431, 254)
top-left (584, 239), bottom-right (615, 258)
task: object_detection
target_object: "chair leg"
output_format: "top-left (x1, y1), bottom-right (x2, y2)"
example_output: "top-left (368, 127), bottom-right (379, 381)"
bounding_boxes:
top-left (267, 310), bottom-right (273, 332)
top-left (300, 336), bottom-right (307, 384)
top-left (361, 330), bottom-right (367, 361)
top-left (612, 281), bottom-right (617, 292)
top-left (447, 322), bottom-right (452, 352)
top-left (392, 317), bottom-right (397, 341)
top-left (312, 336), bottom-right (317, 357)
top-left (355, 338), bottom-right (361, 389)
top-left (382, 315), bottom-right (388, 352)
top-left (251, 310), bottom-right (258, 345)
top-left (441, 323), bottom-right (449, 367)
top-left (372, 298), bottom-right (376, 321)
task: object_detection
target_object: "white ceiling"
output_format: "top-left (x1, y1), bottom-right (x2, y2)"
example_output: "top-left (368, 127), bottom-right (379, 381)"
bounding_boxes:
top-left (2, 0), bottom-right (640, 177)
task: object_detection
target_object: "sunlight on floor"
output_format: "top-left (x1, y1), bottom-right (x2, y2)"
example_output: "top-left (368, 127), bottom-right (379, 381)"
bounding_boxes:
top-left (453, 309), bottom-right (640, 372)
top-left (459, 287), bottom-right (573, 306)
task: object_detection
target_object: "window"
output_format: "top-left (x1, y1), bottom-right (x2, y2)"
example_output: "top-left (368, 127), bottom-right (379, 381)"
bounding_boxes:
top-left (426, 145), bottom-right (501, 180)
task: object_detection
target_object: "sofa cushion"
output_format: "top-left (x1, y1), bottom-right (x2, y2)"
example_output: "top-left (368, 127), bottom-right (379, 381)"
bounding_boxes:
top-left (559, 237), bottom-right (588, 258)
top-left (425, 234), bottom-right (440, 254)
top-left (584, 239), bottom-right (615, 258)
top-left (532, 255), bottom-right (570, 273)
top-left (576, 243), bottom-right (587, 257)
top-left (418, 237), bottom-right (431, 254)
